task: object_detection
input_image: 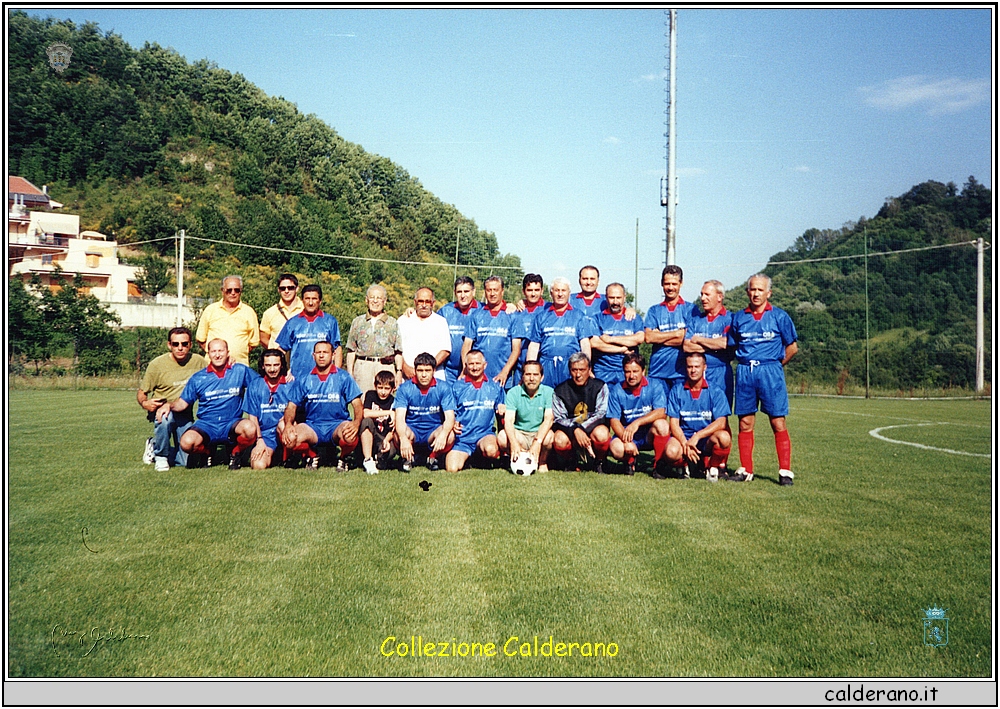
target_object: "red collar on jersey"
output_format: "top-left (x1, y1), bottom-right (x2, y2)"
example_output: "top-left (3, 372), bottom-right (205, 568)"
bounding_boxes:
top-left (411, 376), bottom-right (438, 394)
top-left (744, 302), bottom-right (773, 321)
top-left (575, 292), bottom-right (600, 305)
top-left (660, 296), bottom-right (686, 311)
top-left (462, 374), bottom-right (488, 389)
top-left (206, 362), bottom-right (233, 378)
top-left (705, 306), bottom-right (728, 322)
top-left (622, 376), bottom-right (650, 396)
top-left (684, 378), bottom-right (706, 398)
top-left (311, 365), bottom-right (338, 382)
top-left (298, 309), bottom-right (325, 323)
top-left (601, 308), bottom-right (625, 320)
top-left (524, 301), bottom-right (547, 313)
top-left (550, 303), bottom-right (574, 317)
top-left (454, 300), bottom-right (479, 315)
top-left (265, 375), bottom-right (287, 393)
top-left (487, 301), bottom-right (507, 316)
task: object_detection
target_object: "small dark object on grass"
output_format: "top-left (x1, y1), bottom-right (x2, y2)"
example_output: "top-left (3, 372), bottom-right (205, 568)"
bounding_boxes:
top-left (418, 480), bottom-right (432, 492)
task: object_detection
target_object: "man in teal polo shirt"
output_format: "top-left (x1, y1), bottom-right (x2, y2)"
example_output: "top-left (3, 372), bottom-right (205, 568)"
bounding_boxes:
top-left (499, 360), bottom-right (555, 473)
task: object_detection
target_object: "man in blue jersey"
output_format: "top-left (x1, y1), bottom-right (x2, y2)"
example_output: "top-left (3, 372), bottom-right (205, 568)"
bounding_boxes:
top-left (437, 276), bottom-right (480, 382)
top-left (511, 273), bottom-right (548, 383)
top-left (683, 279), bottom-right (735, 405)
top-left (280, 341), bottom-right (363, 471)
top-left (590, 282), bottom-right (645, 384)
top-left (461, 275), bottom-right (522, 390)
top-left (445, 349), bottom-right (506, 472)
top-left (606, 352), bottom-right (671, 476)
top-left (570, 265), bottom-right (638, 323)
top-left (236, 349), bottom-right (290, 470)
top-left (526, 277), bottom-right (595, 388)
top-left (393, 352), bottom-right (457, 472)
top-left (170, 338), bottom-right (259, 468)
top-left (727, 273), bottom-right (798, 485)
top-left (645, 265), bottom-right (696, 391)
top-left (274, 284), bottom-right (342, 381)
top-left (663, 353), bottom-right (732, 482)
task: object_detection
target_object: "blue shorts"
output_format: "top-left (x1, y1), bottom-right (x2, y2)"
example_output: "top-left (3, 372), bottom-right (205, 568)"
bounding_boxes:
top-left (614, 424), bottom-right (652, 450)
top-left (735, 361), bottom-right (789, 417)
top-left (191, 419), bottom-right (239, 444)
top-left (452, 428), bottom-right (493, 456)
top-left (705, 364), bottom-right (734, 408)
top-left (261, 426), bottom-right (280, 452)
top-left (303, 419), bottom-right (349, 443)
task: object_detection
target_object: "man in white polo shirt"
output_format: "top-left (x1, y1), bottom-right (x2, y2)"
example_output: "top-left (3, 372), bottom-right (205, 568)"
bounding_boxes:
top-left (397, 286), bottom-right (451, 381)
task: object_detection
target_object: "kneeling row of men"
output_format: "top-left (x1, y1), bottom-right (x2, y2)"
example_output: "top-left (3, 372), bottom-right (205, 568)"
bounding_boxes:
top-left (141, 329), bottom-right (732, 478)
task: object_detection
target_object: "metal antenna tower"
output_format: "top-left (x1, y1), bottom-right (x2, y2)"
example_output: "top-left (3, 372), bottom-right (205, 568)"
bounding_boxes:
top-left (660, 9), bottom-right (677, 266)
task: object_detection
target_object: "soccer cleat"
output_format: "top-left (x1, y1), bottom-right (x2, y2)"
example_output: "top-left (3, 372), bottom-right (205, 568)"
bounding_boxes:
top-left (706, 467), bottom-right (719, 483)
top-left (426, 455), bottom-right (440, 472)
top-left (154, 456), bottom-right (169, 472)
top-left (304, 456), bottom-right (319, 470)
top-left (625, 461), bottom-right (636, 476)
top-left (649, 469), bottom-right (668, 480)
top-left (203, 453), bottom-right (214, 468)
top-left (778, 468), bottom-right (795, 486)
top-left (337, 458), bottom-right (350, 473)
top-left (593, 459), bottom-right (605, 474)
top-left (143, 437), bottom-right (155, 465)
top-left (727, 467), bottom-right (753, 482)
top-left (363, 458), bottom-right (379, 475)
top-left (402, 460), bottom-right (412, 473)
top-left (228, 452), bottom-right (242, 471)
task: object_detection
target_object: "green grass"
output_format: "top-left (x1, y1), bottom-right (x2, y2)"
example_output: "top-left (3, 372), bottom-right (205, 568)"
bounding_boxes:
top-left (7, 391), bottom-right (992, 677)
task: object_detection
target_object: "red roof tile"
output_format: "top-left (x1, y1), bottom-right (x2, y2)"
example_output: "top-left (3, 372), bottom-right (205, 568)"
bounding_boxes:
top-left (9, 176), bottom-right (47, 197)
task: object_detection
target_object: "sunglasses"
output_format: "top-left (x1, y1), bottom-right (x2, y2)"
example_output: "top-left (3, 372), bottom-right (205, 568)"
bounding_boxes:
top-left (169, 341), bottom-right (191, 347)
top-left (279, 285), bottom-right (297, 291)
top-left (224, 288), bottom-right (242, 294)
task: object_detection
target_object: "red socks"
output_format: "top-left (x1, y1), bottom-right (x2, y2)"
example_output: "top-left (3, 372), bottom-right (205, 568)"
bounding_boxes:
top-left (593, 437), bottom-right (610, 459)
top-left (652, 435), bottom-right (669, 464)
top-left (232, 434), bottom-right (256, 455)
top-left (738, 431), bottom-right (755, 473)
top-left (709, 446), bottom-right (731, 469)
top-left (775, 429), bottom-right (791, 470)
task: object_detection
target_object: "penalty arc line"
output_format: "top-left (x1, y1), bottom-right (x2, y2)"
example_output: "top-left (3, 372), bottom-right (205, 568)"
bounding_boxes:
top-left (868, 423), bottom-right (991, 458)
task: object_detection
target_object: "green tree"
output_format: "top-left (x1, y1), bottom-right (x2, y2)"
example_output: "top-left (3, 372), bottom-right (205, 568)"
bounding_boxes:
top-left (47, 271), bottom-right (123, 375)
top-left (134, 252), bottom-right (172, 296)
top-left (8, 276), bottom-right (52, 374)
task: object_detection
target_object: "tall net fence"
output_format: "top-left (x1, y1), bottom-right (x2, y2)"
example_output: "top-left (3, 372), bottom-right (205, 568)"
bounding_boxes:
top-left (754, 239), bottom-right (992, 397)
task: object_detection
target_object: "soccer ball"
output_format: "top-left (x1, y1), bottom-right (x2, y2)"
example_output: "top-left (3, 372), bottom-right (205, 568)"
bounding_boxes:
top-left (510, 452), bottom-right (537, 477)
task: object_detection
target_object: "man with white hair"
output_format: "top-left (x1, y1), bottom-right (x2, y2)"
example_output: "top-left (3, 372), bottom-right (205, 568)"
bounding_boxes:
top-left (526, 276), bottom-right (595, 388)
top-left (683, 279), bottom-right (735, 405)
top-left (345, 284), bottom-right (402, 392)
top-left (727, 273), bottom-right (798, 485)
top-left (196, 275), bottom-right (260, 366)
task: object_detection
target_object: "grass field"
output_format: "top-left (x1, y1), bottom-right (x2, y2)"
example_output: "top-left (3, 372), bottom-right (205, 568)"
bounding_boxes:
top-left (7, 390), bottom-right (993, 677)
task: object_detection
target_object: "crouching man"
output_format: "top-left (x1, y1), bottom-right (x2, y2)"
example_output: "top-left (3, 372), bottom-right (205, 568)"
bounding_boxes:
top-left (393, 352), bottom-right (457, 472)
top-left (498, 360), bottom-right (555, 474)
top-left (606, 352), bottom-right (671, 476)
top-left (663, 353), bottom-right (732, 481)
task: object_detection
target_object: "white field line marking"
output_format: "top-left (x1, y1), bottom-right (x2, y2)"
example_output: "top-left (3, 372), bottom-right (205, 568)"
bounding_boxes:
top-left (797, 408), bottom-right (990, 427)
top-left (868, 423), bottom-right (992, 458)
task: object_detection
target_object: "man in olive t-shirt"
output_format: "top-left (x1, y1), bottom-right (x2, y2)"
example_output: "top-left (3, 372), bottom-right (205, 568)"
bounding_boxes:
top-left (137, 327), bottom-right (207, 471)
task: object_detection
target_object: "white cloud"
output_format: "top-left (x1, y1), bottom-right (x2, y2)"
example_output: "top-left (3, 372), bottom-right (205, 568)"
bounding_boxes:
top-left (860, 75), bottom-right (988, 116)
top-left (603, 136), bottom-right (621, 145)
top-left (639, 71), bottom-right (667, 82)
top-left (791, 165), bottom-right (811, 173)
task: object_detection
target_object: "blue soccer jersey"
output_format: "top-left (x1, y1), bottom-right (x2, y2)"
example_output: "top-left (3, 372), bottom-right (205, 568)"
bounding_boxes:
top-left (591, 309), bottom-right (645, 384)
top-left (464, 304), bottom-right (519, 385)
top-left (275, 310), bottom-right (342, 381)
top-left (667, 380), bottom-right (732, 439)
top-left (529, 304), bottom-right (597, 387)
top-left (571, 291), bottom-right (607, 321)
top-left (180, 363), bottom-right (258, 426)
top-left (685, 306), bottom-right (735, 402)
top-left (728, 304), bottom-right (798, 364)
top-left (284, 366), bottom-right (362, 430)
top-left (438, 301), bottom-right (480, 381)
top-left (645, 298), bottom-right (696, 383)
top-left (393, 377), bottom-right (457, 442)
top-left (242, 376), bottom-right (289, 432)
top-left (511, 301), bottom-right (549, 382)
top-left (452, 375), bottom-right (505, 442)
top-left (607, 377), bottom-right (667, 426)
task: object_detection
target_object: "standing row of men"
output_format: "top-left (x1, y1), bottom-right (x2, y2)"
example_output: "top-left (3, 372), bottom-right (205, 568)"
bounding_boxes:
top-left (142, 264), bottom-right (798, 483)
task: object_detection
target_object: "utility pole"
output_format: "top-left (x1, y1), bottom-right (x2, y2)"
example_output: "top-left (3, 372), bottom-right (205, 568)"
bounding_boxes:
top-left (976, 237), bottom-right (984, 394)
top-left (176, 229), bottom-right (185, 327)
top-left (664, 9), bottom-right (678, 266)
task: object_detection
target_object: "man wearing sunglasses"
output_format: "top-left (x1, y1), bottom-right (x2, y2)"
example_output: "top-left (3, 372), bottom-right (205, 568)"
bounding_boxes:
top-left (195, 275), bottom-right (260, 366)
top-left (137, 327), bottom-right (207, 472)
top-left (259, 273), bottom-right (304, 349)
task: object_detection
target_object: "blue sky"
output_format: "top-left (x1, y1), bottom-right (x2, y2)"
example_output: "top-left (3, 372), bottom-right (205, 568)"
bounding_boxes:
top-left (22, 7), bottom-right (994, 307)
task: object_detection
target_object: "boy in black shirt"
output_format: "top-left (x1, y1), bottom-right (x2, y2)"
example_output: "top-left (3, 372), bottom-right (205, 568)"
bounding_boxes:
top-left (360, 370), bottom-right (396, 474)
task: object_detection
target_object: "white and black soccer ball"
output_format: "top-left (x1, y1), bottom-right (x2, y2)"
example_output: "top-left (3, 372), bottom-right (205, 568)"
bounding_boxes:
top-left (510, 452), bottom-right (537, 477)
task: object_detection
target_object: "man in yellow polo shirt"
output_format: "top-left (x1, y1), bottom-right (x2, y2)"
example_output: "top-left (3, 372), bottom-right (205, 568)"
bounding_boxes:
top-left (196, 275), bottom-right (260, 365)
top-left (259, 273), bottom-right (304, 348)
